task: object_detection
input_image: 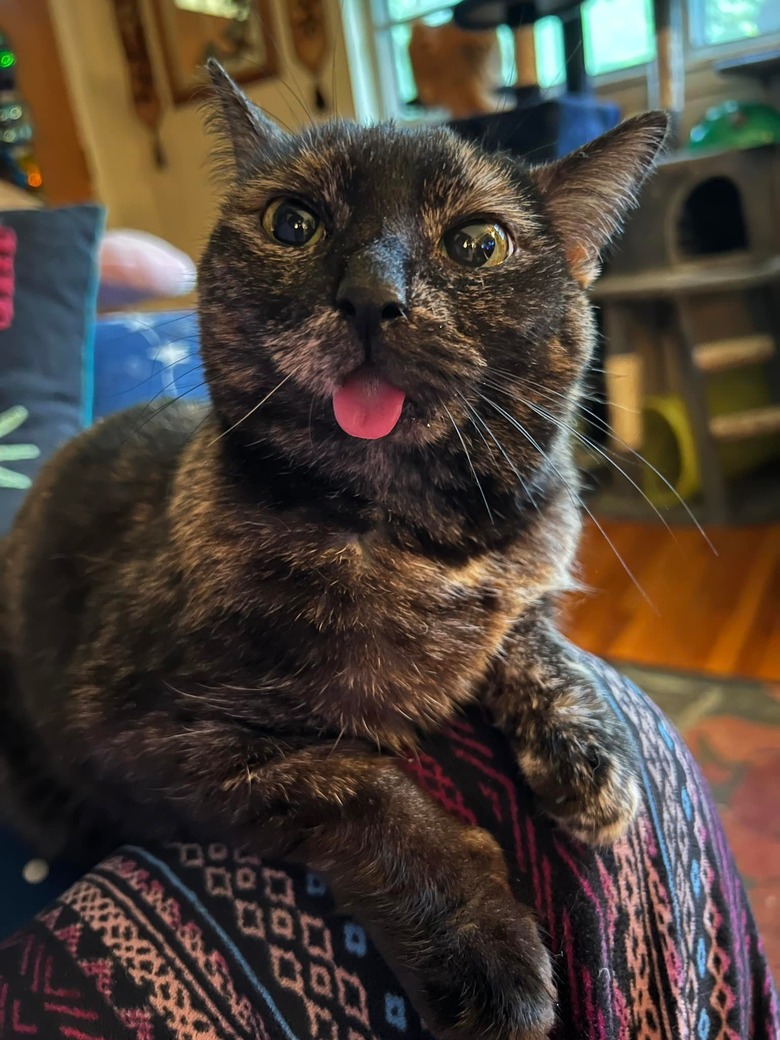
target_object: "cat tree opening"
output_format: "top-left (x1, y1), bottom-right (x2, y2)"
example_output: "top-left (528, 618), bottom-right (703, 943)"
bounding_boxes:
top-left (677, 176), bottom-right (748, 259)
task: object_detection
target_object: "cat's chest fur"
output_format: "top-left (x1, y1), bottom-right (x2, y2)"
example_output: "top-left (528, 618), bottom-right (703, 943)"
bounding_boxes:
top-left (169, 436), bottom-right (563, 744)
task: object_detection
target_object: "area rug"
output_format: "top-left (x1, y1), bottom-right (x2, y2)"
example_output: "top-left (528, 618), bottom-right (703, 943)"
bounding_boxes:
top-left (620, 662), bottom-right (780, 976)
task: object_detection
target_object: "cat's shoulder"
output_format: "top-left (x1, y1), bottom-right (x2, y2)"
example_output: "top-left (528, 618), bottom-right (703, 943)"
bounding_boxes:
top-left (33, 399), bottom-right (211, 489)
top-left (85, 399), bottom-right (210, 458)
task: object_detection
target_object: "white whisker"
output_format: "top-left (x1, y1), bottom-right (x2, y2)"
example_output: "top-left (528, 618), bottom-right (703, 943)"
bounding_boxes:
top-left (477, 390), bottom-right (657, 611)
top-left (482, 370), bottom-right (715, 553)
top-left (442, 402), bottom-right (493, 524)
top-left (209, 372), bottom-right (294, 446)
top-left (456, 391), bottom-right (537, 509)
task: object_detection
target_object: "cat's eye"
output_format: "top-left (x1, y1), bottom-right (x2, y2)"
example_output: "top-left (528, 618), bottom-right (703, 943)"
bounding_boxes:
top-left (442, 221), bottom-right (511, 269)
top-left (262, 198), bottom-right (324, 247)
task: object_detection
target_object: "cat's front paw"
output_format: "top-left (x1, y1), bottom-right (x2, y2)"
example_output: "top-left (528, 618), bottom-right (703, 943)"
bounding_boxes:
top-left (516, 687), bottom-right (641, 845)
top-left (419, 882), bottom-right (557, 1040)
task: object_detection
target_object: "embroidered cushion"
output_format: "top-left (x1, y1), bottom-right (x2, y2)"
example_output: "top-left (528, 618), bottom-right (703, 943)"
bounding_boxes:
top-left (0, 204), bottom-right (104, 534)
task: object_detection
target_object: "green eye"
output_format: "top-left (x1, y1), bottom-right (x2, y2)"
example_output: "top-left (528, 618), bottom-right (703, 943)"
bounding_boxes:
top-left (442, 221), bottom-right (511, 269)
top-left (262, 198), bottom-right (324, 247)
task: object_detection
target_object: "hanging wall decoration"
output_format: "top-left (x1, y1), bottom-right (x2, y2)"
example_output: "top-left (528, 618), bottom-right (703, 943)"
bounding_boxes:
top-left (286, 0), bottom-right (329, 113)
top-left (151, 0), bottom-right (278, 105)
top-left (111, 0), bottom-right (167, 168)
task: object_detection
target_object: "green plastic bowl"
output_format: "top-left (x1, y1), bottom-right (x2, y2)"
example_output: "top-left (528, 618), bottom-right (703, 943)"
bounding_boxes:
top-left (689, 100), bottom-right (780, 151)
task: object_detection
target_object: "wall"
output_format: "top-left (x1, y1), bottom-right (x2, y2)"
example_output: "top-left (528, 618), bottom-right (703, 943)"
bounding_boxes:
top-left (48, 0), bottom-right (357, 260)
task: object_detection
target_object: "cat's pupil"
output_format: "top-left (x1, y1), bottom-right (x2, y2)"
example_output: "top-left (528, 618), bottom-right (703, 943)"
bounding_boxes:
top-left (453, 227), bottom-right (495, 267)
top-left (272, 202), bottom-right (318, 246)
top-left (443, 222), bottom-right (509, 269)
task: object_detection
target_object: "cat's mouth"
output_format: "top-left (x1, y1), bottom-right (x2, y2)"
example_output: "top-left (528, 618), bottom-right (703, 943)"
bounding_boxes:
top-left (332, 367), bottom-right (406, 440)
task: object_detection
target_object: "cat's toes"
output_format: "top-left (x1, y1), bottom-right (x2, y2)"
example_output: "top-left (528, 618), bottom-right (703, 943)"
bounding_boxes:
top-left (417, 884), bottom-right (557, 1040)
top-left (545, 761), bottom-right (641, 845)
top-left (519, 730), bottom-right (641, 846)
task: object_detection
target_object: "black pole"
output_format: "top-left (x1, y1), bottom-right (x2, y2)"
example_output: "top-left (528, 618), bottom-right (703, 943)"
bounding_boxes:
top-left (651, 0), bottom-right (683, 146)
top-left (560, 7), bottom-right (588, 95)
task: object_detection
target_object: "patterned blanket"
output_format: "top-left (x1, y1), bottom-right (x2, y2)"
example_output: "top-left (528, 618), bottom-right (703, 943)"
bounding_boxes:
top-left (0, 657), bottom-right (777, 1039)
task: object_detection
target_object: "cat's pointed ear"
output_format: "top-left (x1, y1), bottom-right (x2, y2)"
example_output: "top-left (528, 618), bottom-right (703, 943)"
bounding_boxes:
top-left (532, 112), bottom-right (669, 287)
top-left (204, 59), bottom-right (286, 179)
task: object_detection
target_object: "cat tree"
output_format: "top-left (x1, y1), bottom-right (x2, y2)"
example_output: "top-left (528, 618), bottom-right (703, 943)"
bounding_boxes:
top-left (448, 0), bottom-right (621, 158)
top-left (594, 139), bottom-right (780, 521)
top-left (449, 0), bottom-right (686, 156)
top-left (448, 0), bottom-right (686, 156)
top-left (449, 0), bottom-right (780, 521)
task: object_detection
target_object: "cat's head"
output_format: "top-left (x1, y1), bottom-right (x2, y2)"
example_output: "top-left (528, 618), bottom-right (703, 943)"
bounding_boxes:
top-left (198, 62), bottom-right (666, 505)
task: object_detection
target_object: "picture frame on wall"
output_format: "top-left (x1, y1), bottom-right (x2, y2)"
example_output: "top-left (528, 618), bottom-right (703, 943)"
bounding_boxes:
top-left (151, 0), bottom-right (278, 104)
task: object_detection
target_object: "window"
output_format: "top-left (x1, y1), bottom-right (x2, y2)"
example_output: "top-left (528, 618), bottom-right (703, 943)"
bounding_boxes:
top-left (534, 17), bottom-right (566, 89)
top-left (371, 0), bottom-right (657, 104)
top-left (582, 0), bottom-right (656, 76)
top-left (535, 0), bottom-right (657, 88)
top-left (369, 0), bottom-right (780, 113)
top-left (688, 0), bottom-right (780, 47)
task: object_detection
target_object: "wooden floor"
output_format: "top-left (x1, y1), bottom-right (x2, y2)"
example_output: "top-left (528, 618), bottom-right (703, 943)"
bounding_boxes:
top-left (562, 520), bottom-right (780, 682)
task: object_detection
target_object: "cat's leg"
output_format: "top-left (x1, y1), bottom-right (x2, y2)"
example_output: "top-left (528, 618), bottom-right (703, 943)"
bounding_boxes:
top-left (484, 603), bottom-right (640, 845)
top-left (90, 716), bottom-right (556, 1040)
top-left (298, 754), bottom-right (557, 1040)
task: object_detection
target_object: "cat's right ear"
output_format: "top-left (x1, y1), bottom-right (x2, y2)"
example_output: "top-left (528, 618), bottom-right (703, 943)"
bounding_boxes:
top-left (204, 59), bottom-right (287, 179)
top-left (531, 112), bottom-right (668, 287)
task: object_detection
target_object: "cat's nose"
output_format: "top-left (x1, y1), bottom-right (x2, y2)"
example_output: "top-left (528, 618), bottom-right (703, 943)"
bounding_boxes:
top-left (336, 283), bottom-right (406, 331)
top-left (336, 244), bottom-right (408, 346)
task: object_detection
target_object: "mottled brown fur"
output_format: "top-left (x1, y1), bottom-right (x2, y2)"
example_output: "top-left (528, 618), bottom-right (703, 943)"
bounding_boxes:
top-left (0, 63), bottom-right (667, 1040)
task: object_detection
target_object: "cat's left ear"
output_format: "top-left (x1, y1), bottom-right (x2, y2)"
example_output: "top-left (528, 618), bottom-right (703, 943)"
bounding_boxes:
top-left (204, 59), bottom-right (287, 179)
top-left (532, 112), bottom-right (669, 287)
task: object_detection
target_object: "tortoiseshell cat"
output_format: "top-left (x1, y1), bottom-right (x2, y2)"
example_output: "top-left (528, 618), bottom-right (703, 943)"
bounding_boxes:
top-left (0, 62), bottom-right (667, 1040)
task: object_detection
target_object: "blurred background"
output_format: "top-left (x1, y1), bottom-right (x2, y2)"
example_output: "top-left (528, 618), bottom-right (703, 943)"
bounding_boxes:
top-left (1, 0), bottom-right (777, 260)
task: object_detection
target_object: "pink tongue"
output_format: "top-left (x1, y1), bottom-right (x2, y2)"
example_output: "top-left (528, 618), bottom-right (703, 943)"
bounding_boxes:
top-left (332, 371), bottom-right (406, 440)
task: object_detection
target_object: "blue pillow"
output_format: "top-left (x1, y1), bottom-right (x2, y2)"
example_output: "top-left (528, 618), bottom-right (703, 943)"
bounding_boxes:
top-left (0, 308), bottom-right (209, 937)
top-left (0, 205), bottom-right (105, 933)
top-left (0, 204), bottom-right (104, 535)
top-left (92, 309), bottom-right (207, 421)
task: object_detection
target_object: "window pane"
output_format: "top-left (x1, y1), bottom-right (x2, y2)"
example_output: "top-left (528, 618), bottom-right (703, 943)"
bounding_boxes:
top-left (496, 25), bottom-right (518, 85)
top-left (582, 0), bottom-right (656, 76)
top-left (690, 0), bottom-right (780, 46)
top-left (386, 0), bottom-right (457, 22)
top-left (534, 16), bottom-right (566, 88)
top-left (389, 23), bottom-right (416, 103)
